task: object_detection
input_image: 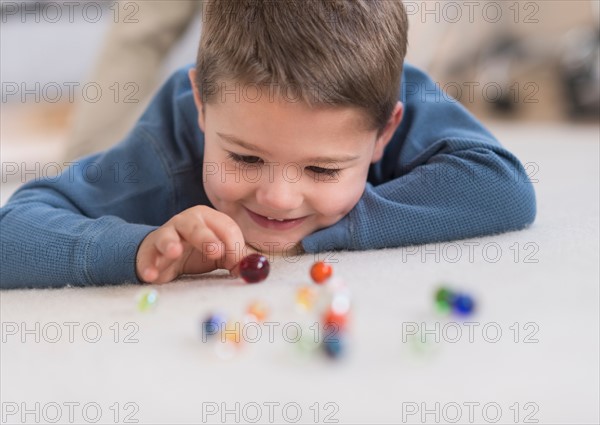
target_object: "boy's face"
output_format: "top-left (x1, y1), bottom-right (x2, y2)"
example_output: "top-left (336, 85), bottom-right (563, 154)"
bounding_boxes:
top-left (189, 70), bottom-right (403, 256)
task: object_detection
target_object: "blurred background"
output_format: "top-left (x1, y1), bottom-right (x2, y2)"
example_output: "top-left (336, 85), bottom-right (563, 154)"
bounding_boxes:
top-left (1, 0), bottom-right (599, 205)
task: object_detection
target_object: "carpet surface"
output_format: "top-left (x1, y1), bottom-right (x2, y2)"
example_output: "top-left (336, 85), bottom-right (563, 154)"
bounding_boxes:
top-left (1, 123), bottom-right (598, 424)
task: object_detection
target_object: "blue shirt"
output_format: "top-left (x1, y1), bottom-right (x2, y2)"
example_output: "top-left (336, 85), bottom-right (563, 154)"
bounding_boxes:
top-left (0, 64), bottom-right (536, 288)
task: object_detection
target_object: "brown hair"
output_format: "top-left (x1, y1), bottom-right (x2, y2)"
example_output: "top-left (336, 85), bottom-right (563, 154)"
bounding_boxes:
top-left (196, 0), bottom-right (409, 135)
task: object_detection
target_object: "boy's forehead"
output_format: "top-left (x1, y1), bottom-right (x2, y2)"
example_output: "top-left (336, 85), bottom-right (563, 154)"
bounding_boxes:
top-left (204, 84), bottom-right (373, 136)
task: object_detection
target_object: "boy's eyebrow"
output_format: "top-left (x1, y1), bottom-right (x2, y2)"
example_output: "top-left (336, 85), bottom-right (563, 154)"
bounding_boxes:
top-left (217, 132), bottom-right (360, 164)
top-left (218, 133), bottom-right (269, 155)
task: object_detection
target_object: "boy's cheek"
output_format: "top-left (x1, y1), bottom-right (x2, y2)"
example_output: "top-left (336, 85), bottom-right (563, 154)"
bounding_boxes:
top-left (312, 183), bottom-right (363, 218)
top-left (204, 176), bottom-right (247, 202)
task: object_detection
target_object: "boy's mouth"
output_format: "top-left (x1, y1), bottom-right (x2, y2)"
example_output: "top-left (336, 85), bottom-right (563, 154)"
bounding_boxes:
top-left (244, 207), bottom-right (307, 230)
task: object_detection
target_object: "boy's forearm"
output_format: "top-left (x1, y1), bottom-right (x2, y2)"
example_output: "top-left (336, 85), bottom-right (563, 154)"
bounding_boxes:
top-left (302, 140), bottom-right (536, 252)
top-left (0, 198), bottom-right (157, 289)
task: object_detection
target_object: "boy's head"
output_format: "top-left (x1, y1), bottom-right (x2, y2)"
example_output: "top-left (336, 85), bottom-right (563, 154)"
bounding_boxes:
top-left (189, 0), bottom-right (408, 255)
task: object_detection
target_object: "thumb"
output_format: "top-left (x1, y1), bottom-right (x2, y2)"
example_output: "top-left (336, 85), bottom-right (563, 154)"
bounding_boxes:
top-left (229, 263), bottom-right (240, 278)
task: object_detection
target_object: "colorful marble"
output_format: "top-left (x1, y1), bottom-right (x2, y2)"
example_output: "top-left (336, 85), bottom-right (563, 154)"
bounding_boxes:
top-left (295, 286), bottom-right (317, 310)
top-left (434, 287), bottom-right (455, 314)
top-left (435, 286), bottom-right (476, 316)
top-left (136, 289), bottom-right (158, 312)
top-left (239, 254), bottom-right (270, 283)
top-left (202, 313), bottom-right (226, 337)
top-left (323, 335), bottom-right (344, 359)
top-left (330, 290), bottom-right (351, 316)
top-left (310, 261), bottom-right (333, 284)
top-left (453, 294), bottom-right (475, 315)
top-left (223, 321), bottom-right (242, 344)
top-left (323, 308), bottom-right (348, 331)
top-left (407, 330), bottom-right (442, 357)
top-left (297, 330), bottom-right (320, 354)
top-left (246, 301), bottom-right (269, 322)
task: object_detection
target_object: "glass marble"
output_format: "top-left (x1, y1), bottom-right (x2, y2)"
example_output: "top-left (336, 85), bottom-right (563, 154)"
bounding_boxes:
top-left (136, 289), bottom-right (158, 312)
top-left (202, 313), bottom-right (226, 337)
top-left (297, 331), bottom-right (320, 354)
top-left (310, 261), bottom-right (333, 284)
top-left (323, 308), bottom-right (348, 331)
top-left (246, 301), bottom-right (269, 321)
top-left (295, 286), bottom-right (317, 310)
top-left (223, 321), bottom-right (242, 344)
top-left (330, 290), bottom-right (351, 315)
top-left (239, 254), bottom-right (270, 283)
top-left (453, 294), bottom-right (475, 315)
top-left (407, 330), bottom-right (442, 357)
top-left (323, 335), bottom-right (344, 359)
top-left (434, 287), bottom-right (455, 314)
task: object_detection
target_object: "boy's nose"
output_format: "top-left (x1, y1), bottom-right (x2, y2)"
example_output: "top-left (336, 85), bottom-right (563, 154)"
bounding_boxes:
top-left (255, 174), bottom-right (304, 212)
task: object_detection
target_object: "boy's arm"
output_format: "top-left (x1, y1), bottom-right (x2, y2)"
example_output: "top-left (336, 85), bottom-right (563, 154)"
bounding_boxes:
top-left (1, 127), bottom-right (167, 289)
top-left (301, 65), bottom-right (537, 252)
top-left (302, 138), bottom-right (536, 252)
top-left (0, 68), bottom-right (204, 289)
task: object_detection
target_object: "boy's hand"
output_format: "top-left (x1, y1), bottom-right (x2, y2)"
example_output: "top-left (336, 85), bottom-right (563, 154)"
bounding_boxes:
top-left (135, 206), bottom-right (247, 284)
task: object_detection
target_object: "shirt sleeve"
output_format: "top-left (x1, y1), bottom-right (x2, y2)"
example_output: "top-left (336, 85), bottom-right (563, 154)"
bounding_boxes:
top-left (0, 66), bottom-right (206, 289)
top-left (301, 138), bottom-right (537, 252)
top-left (0, 124), bottom-right (173, 289)
top-left (301, 65), bottom-right (537, 252)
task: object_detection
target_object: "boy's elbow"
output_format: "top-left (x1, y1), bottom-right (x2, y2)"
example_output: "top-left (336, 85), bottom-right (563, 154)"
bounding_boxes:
top-left (465, 145), bottom-right (537, 232)
top-left (508, 177), bottom-right (537, 229)
top-left (495, 157), bottom-right (537, 231)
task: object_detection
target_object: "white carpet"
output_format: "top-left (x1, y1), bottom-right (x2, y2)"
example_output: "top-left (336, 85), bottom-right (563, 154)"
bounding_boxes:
top-left (1, 123), bottom-right (599, 424)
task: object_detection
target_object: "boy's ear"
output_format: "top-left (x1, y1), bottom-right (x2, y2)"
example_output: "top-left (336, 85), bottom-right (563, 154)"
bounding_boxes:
top-left (371, 101), bottom-right (404, 163)
top-left (188, 68), bottom-right (206, 132)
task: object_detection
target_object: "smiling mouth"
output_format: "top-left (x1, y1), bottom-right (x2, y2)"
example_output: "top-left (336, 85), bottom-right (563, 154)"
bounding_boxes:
top-left (244, 207), bottom-right (307, 230)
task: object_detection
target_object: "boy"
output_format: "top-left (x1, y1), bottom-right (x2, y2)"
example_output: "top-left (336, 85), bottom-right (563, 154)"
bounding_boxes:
top-left (0, 1), bottom-right (536, 288)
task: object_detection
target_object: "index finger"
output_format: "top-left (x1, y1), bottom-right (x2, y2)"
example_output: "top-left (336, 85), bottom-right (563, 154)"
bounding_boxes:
top-left (199, 208), bottom-right (246, 271)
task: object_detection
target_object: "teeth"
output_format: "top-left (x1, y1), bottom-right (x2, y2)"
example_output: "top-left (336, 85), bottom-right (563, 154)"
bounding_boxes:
top-left (267, 217), bottom-right (286, 222)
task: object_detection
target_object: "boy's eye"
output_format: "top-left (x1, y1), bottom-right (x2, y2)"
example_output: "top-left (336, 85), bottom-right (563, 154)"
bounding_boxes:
top-left (227, 152), bottom-right (263, 165)
top-left (227, 152), bottom-right (341, 178)
top-left (305, 166), bottom-right (341, 178)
